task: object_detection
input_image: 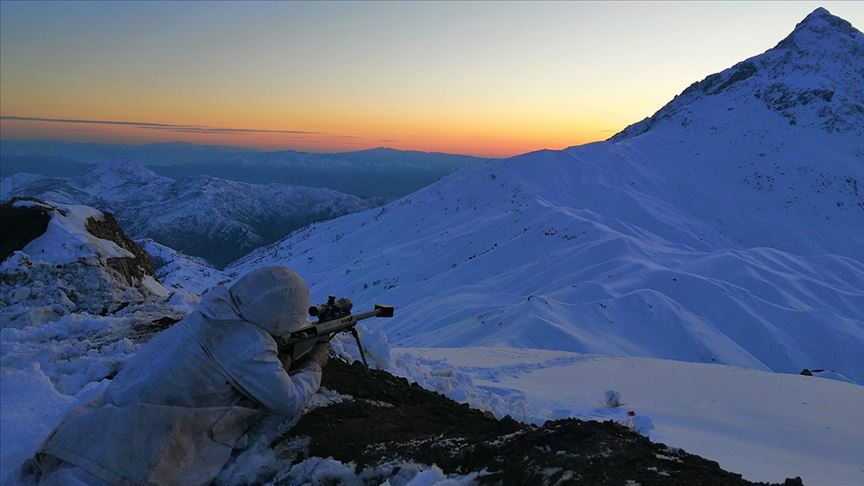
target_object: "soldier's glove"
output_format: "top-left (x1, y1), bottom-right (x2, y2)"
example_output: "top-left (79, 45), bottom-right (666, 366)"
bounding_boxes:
top-left (309, 341), bottom-right (330, 369)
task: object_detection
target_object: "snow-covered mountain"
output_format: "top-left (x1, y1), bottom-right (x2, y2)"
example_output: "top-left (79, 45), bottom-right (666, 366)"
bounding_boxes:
top-left (1, 142), bottom-right (489, 200)
top-left (151, 147), bottom-right (489, 199)
top-left (1, 159), bottom-right (373, 266)
top-left (0, 140), bottom-right (256, 166)
top-left (227, 8), bottom-right (864, 383)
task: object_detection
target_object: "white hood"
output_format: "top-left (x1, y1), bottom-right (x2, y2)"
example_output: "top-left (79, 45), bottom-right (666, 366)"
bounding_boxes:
top-left (199, 266), bottom-right (310, 337)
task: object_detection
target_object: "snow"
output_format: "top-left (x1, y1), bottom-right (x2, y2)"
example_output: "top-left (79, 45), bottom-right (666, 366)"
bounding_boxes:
top-left (0, 173), bottom-right (46, 200)
top-left (139, 238), bottom-right (229, 294)
top-left (398, 346), bottom-right (864, 486)
top-left (329, 324), bottom-right (536, 421)
top-left (268, 458), bottom-right (477, 486)
top-left (0, 200), bottom-right (184, 481)
top-left (0, 365), bottom-right (74, 483)
top-left (17, 202), bottom-right (133, 265)
top-left (0, 311), bottom-right (166, 483)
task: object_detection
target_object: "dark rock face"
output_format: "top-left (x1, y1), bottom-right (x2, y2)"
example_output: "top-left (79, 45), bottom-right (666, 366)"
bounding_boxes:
top-left (85, 211), bottom-right (156, 285)
top-left (279, 359), bottom-right (803, 486)
top-left (0, 198), bottom-right (52, 261)
top-left (708, 61), bottom-right (758, 95)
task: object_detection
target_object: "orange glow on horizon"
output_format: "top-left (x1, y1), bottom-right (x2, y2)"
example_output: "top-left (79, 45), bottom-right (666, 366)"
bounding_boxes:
top-left (0, 117), bottom-right (613, 158)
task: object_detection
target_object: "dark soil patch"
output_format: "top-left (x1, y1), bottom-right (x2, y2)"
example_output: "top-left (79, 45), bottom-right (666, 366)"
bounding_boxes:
top-left (85, 211), bottom-right (156, 284)
top-left (280, 359), bottom-right (803, 486)
top-left (128, 316), bottom-right (181, 343)
top-left (0, 198), bottom-right (52, 261)
top-left (288, 359), bottom-right (520, 464)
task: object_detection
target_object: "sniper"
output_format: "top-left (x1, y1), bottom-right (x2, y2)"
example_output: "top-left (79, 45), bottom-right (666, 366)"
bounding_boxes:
top-left (24, 266), bottom-right (392, 486)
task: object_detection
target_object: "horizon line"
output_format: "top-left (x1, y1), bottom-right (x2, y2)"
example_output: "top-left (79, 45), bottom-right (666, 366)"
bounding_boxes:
top-left (0, 135), bottom-right (508, 159)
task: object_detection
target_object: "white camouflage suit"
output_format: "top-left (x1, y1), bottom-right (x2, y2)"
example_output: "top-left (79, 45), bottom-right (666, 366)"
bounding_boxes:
top-left (36, 266), bottom-right (323, 485)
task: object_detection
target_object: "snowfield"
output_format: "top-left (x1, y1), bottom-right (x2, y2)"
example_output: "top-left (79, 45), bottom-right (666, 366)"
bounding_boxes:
top-left (399, 347), bottom-right (864, 486)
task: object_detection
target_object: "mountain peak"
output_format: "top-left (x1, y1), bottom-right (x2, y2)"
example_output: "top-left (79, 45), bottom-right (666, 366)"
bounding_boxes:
top-left (798, 7), bottom-right (846, 27)
top-left (611, 8), bottom-right (863, 142)
top-left (802, 6), bottom-right (832, 21)
top-left (73, 157), bottom-right (169, 197)
top-left (86, 157), bottom-right (159, 180)
top-left (778, 7), bottom-right (860, 49)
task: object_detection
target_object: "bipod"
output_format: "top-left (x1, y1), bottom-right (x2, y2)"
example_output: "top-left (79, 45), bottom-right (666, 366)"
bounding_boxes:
top-left (350, 327), bottom-right (370, 374)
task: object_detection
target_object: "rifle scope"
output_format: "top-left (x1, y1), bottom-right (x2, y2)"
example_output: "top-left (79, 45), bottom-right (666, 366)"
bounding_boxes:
top-left (309, 295), bottom-right (353, 320)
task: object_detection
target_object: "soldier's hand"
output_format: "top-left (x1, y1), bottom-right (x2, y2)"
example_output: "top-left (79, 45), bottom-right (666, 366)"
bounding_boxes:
top-left (309, 342), bottom-right (330, 368)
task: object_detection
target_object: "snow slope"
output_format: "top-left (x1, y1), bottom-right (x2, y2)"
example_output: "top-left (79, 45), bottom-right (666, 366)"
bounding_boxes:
top-left (398, 347), bottom-right (864, 486)
top-left (228, 9), bottom-right (864, 383)
top-left (1, 159), bottom-right (373, 266)
top-left (139, 238), bottom-right (229, 295)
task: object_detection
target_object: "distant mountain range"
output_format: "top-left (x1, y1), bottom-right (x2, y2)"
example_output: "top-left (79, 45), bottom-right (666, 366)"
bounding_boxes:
top-left (1, 159), bottom-right (372, 267)
top-left (0, 142), bottom-right (490, 199)
top-left (225, 8), bottom-right (864, 383)
top-left (0, 140), bottom-right (258, 166)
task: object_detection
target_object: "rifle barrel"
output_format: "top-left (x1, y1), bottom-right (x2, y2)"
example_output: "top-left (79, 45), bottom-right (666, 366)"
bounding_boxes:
top-left (353, 309), bottom-right (381, 321)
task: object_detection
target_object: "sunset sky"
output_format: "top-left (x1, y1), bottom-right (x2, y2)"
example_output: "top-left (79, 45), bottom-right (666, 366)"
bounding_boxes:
top-left (1, 1), bottom-right (861, 157)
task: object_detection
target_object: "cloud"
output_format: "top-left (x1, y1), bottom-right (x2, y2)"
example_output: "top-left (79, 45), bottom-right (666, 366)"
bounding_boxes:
top-left (0, 115), bottom-right (321, 135)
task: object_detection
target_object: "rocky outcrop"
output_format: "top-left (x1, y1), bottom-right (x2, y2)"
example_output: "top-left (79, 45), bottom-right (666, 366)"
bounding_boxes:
top-left (275, 359), bottom-right (803, 486)
top-left (0, 199), bottom-right (169, 326)
top-left (85, 211), bottom-right (155, 285)
top-left (0, 198), bottom-right (52, 261)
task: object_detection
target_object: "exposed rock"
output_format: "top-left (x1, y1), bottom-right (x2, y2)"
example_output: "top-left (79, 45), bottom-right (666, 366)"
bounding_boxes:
top-left (0, 199), bottom-right (169, 327)
top-left (85, 211), bottom-right (155, 285)
top-left (0, 197), bottom-right (52, 261)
